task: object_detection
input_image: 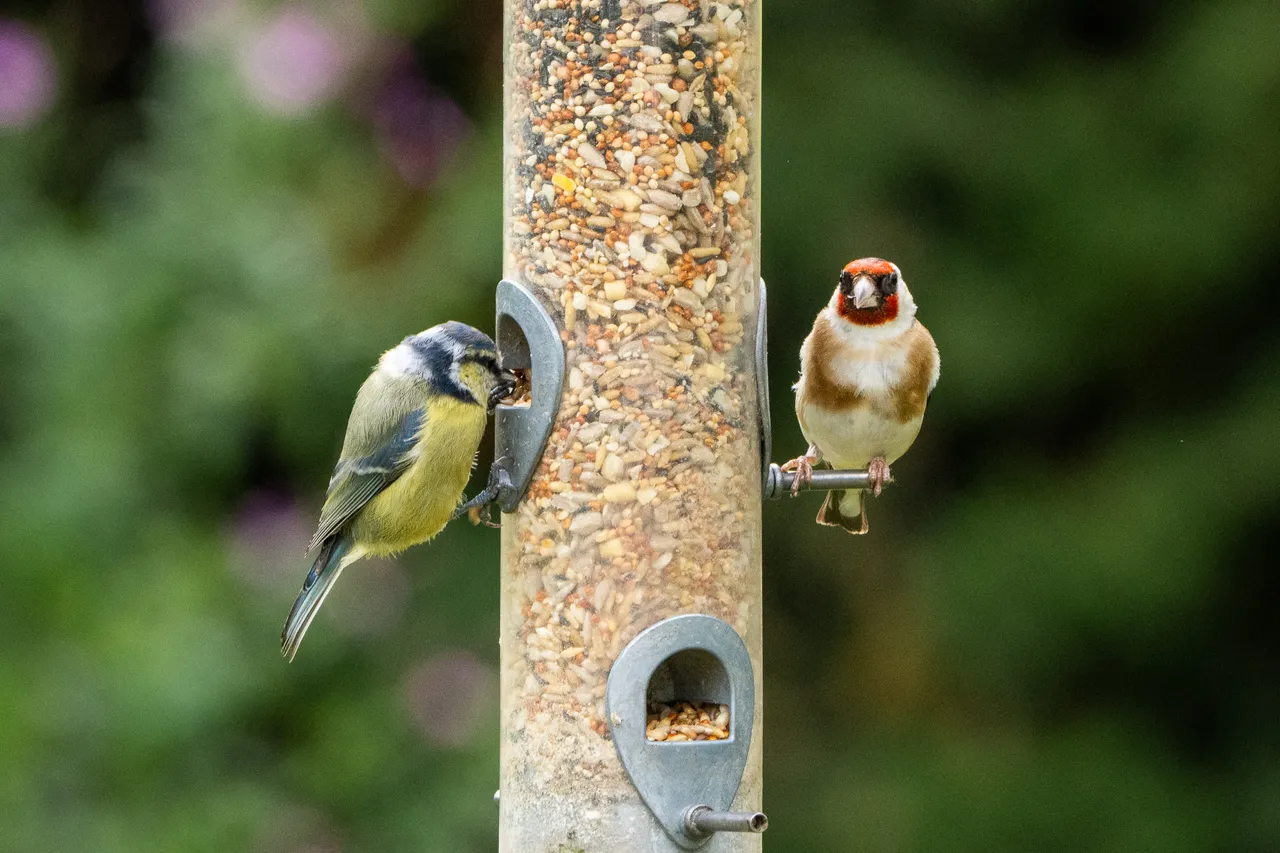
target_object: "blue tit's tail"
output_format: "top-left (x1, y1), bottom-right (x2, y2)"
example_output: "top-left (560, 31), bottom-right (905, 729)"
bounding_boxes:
top-left (281, 536), bottom-right (356, 661)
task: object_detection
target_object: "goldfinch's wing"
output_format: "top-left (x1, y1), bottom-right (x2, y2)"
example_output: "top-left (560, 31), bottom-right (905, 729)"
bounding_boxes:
top-left (914, 321), bottom-right (941, 399)
top-left (307, 404), bottom-right (426, 552)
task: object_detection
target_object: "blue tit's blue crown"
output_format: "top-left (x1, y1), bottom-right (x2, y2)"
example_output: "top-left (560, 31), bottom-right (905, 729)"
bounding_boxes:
top-left (429, 321), bottom-right (497, 355)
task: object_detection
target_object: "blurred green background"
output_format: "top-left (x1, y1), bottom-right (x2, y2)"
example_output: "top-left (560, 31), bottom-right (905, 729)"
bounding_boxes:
top-left (2, 0), bottom-right (1278, 850)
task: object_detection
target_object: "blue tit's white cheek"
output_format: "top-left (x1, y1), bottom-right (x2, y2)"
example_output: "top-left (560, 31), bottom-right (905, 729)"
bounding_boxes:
top-left (380, 344), bottom-right (422, 377)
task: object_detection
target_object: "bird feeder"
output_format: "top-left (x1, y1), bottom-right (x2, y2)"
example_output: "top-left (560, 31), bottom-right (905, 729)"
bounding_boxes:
top-left (495, 1), bottom-right (764, 850)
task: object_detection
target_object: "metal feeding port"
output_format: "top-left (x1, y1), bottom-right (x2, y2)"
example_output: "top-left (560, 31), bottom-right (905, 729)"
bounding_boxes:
top-left (493, 279), bottom-right (565, 513)
top-left (607, 615), bottom-right (766, 849)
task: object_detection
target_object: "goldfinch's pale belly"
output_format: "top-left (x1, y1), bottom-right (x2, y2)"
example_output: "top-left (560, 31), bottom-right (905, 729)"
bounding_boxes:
top-left (350, 399), bottom-right (488, 554)
top-left (801, 399), bottom-right (923, 469)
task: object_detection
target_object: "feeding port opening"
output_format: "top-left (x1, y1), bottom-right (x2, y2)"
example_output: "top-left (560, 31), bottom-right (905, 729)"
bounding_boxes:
top-left (492, 280), bottom-right (565, 513)
top-left (645, 649), bottom-right (732, 743)
top-left (495, 309), bottom-right (532, 406)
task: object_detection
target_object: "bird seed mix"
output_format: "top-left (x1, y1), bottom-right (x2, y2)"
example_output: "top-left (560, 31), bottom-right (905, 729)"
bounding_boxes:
top-left (499, 1), bottom-right (762, 849)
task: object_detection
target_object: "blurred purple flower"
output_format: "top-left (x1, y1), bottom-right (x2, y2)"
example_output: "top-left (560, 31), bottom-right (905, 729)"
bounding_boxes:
top-left (250, 800), bottom-right (342, 853)
top-left (370, 54), bottom-right (470, 187)
top-left (0, 20), bottom-right (57, 130)
top-left (327, 556), bottom-right (409, 639)
top-left (148, 0), bottom-right (241, 46)
top-left (229, 489), bottom-right (410, 638)
top-left (228, 490), bottom-right (312, 589)
top-left (238, 6), bottom-right (345, 115)
top-left (405, 650), bottom-right (496, 748)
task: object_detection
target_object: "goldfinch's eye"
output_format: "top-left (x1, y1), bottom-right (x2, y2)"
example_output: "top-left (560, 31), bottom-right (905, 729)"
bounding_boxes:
top-left (839, 270), bottom-right (854, 290)
top-left (880, 271), bottom-right (899, 295)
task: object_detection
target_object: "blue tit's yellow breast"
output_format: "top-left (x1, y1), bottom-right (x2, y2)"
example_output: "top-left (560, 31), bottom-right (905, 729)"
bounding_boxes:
top-left (350, 396), bottom-right (488, 554)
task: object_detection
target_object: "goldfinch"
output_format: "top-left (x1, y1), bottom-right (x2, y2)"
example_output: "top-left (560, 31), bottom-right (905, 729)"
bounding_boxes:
top-left (784, 259), bottom-right (940, 534)
top-left (281, 322), bottom-right (514, 660)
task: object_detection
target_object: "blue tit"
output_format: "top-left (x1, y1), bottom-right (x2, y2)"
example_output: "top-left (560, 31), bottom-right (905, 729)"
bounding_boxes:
top-left (281, 321), bottom-right (515, 661)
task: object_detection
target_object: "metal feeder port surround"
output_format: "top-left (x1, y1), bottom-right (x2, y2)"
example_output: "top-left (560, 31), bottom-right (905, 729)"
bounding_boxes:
top-left (493, 279), bottom-right (566, 513)
top-left (607, 615), bottom-right (765, 849)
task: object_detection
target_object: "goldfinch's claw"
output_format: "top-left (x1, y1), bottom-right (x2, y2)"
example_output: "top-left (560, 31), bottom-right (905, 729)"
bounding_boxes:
top-left (867, 456), bottom-right (891, 497)
top-left (780, 453), bottom-right (817, 496)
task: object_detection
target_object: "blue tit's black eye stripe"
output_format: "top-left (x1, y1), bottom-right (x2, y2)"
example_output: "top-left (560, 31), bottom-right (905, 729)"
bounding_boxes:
top-left (413, 336), bottom-right (454, 378)
top-left (472, 353), bottom-right (499, 372)
top-left (412, 333), bottom-right (481, 404)
top-left (404, 323), bottom-right (500, 404)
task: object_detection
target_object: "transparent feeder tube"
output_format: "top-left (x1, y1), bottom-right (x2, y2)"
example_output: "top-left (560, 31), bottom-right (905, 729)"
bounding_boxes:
top-left (501, 1), bottom-right (762, 851)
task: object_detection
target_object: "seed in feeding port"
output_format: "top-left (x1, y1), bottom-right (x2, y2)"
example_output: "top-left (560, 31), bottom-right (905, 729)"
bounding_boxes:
top-left (645, 700), bottom-right (730, 741)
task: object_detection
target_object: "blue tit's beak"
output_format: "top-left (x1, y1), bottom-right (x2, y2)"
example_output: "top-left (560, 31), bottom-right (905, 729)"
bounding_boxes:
top-left (489, 369), bottom-right (520, 411)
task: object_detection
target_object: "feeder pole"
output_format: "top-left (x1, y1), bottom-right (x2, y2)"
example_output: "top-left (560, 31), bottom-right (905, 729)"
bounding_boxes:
top-left (499, 1), bottom-right (763, 851)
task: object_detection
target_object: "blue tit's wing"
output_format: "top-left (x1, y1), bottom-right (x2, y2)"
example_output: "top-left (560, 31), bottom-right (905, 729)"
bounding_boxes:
top-left (307, 406), bottom-right (425, 552)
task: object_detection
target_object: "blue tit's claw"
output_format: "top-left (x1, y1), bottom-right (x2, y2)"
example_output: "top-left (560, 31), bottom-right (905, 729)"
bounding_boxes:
top-left (453, 489), bottom-right (492, 521)
top-left (453, 457), bottom-right (515, 523)
top-left (491, 455), bottom-right (514, 487)
top-left (470, 503), bottom-right (500, 528)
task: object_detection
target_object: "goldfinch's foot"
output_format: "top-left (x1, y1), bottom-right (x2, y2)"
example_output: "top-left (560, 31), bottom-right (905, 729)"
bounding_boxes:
top-left (867, 456), bottom-right (891, 497)
top-left (780, 450), bottom-right (818, 496)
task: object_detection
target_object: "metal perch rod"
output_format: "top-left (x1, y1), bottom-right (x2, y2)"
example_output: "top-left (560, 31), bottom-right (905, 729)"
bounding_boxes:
top-left (762, 463), bottom-right (880, 500)
top-left (684, 806), bottom-right (769, 838)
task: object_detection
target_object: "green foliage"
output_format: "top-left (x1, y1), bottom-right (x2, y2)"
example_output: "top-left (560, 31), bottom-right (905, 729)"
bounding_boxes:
top-left (1, 0), bottom-right (1277, 850)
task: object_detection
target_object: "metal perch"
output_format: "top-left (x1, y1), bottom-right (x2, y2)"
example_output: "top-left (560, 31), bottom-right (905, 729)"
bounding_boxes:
top-left (762, 463), bottom-right (881, 500)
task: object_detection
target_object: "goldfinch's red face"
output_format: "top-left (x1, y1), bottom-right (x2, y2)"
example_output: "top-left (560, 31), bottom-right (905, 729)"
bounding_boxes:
top-left (835, 258), bottom-right (901, 326)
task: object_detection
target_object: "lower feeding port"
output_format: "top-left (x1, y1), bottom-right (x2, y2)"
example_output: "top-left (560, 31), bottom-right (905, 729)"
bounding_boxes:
top-left (606, 615), bottom-right (759, 849)
top-left (683, 806), bottom-right (769, 839)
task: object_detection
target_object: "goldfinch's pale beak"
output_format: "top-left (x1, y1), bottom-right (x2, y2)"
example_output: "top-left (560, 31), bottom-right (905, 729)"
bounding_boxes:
top-left (852, 276), bottom-right (878, 309)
